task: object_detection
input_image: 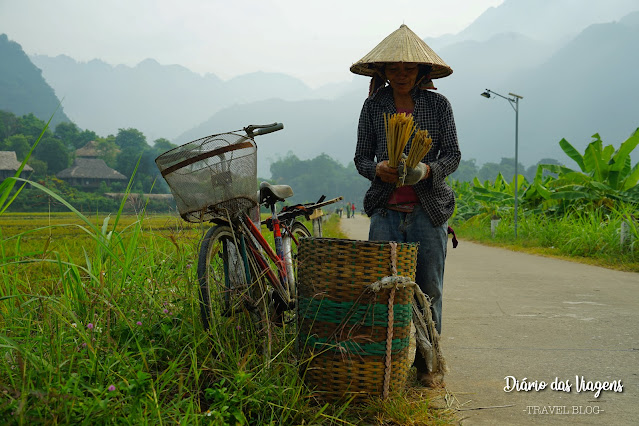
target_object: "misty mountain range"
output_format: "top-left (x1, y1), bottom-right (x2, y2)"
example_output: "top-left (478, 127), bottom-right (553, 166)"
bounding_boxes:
top-left (5, 0), bottom-right (639, 178)
top-left (0, 34), bottom-right (70, 128)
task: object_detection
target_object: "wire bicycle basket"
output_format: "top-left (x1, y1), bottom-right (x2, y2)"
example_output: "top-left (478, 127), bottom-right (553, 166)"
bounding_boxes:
top-left (155, 131), bottom-right (258, 223)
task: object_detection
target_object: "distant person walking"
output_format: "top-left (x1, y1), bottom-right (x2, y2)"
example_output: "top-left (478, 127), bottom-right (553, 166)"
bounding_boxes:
top-left (351, 203), bottom-right (356, 218)
top-left (346, 202), bottom-right (351, 218)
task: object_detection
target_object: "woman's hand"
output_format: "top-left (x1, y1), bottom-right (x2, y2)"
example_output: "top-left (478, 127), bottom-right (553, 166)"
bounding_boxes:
top-left (376, 160), bottom-right (399, 183)
top-left (403, 163), bottom-right (429, 185)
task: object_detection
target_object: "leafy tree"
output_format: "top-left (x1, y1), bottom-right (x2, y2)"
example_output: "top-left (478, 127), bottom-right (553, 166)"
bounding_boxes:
top-left (270, 152), bottom-right (304, 182)
top-left (95, 136), bottom-right (119, 168)
top-left (115, 128), bottom-right (147, 151)
top-left (0, 110), bottom-right (19, 140)
top-left (2, 134), bottom-right (30, 160)
top-left (450, 158), bottom-right (479, 182)
top-left (115, 146), bottom-right (142, 179)
top-left (98, 181), bottom-right (109, 194)
top-left (53, 122), bottom-right (97, 150)
top-left (114, 128), bottom-right (149, 179)
top-left (54, 121), bottom-right (81, 149)
top-left (477, 158), bottom-right (526, 183)
top-left (77, 129), bottom-right (98, 148)
top-left (477, 161), bottom-right (500, 182)
top-left (138, 148), bottom-right (162, 192)
top-left (34, 136), bottom-right (70, 174)
top-left (149, 138), bottom-right (176, 192)
top-left (17, 113), bottom-right (50, 141)
top-left (269, 153), bottom-right (367, 207)
top-left (27, 158), bottom-right (47, 177)
top-left (153, 138), bottom-right (175, 153)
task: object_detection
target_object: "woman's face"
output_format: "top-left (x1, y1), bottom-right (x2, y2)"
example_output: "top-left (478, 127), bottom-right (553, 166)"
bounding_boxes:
top-left (384, 62), bottom-right (419, 96)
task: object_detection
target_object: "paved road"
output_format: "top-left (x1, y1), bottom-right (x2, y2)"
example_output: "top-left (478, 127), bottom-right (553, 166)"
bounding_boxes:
top-left (340, 216), bottom-right (638, 425)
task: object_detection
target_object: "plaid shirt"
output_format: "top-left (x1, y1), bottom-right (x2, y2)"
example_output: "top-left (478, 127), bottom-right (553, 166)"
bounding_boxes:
top-left (354, 86), bottom-right (461, 226)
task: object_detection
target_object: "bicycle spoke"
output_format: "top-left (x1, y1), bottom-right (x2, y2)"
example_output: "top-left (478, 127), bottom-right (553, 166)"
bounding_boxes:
top-left (197, 224), bottom-right (272, 360)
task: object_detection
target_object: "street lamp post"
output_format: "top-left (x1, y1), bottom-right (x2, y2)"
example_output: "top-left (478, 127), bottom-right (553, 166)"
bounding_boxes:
top-left (481, 89), bottom-right (523, 239)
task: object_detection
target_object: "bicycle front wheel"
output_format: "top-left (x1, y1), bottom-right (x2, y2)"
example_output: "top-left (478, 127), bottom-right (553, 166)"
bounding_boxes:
top-left (197, 224), bottom-right (271, 352)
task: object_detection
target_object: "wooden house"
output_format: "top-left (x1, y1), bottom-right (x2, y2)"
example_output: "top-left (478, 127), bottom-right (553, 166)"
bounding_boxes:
top-left (57, 141), bottom-right (127, 188)
top-left (0, 151), bottom-right (33, 182)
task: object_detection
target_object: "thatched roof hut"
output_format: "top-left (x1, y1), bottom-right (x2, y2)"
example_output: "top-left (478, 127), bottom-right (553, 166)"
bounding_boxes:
top-left (0, 151), bottom-right (33, 181)
top-left (74, 140), bottom-right (102, 158)
top-left (56, 142), bottom-right (127, 188)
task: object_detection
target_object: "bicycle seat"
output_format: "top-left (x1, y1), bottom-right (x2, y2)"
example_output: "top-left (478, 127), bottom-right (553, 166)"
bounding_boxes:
top-left (259, 181), bottom-right (294, 205)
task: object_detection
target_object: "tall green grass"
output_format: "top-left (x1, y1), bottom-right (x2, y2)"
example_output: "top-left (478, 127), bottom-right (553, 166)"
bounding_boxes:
top-left (0, 205), bottom-right (334, 422)
top-left (453, 203), bottom-right (639, 271)
top-left (1, 205), bottom-right (450, 423)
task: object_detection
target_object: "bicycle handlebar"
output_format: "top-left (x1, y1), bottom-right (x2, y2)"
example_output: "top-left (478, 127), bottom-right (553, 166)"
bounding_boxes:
top-left (263, 196), bottom-right (344, 228)
top-left (244, 123), bottom-right (284, 137)
top-left (305, 196), bottom-right (343, 211)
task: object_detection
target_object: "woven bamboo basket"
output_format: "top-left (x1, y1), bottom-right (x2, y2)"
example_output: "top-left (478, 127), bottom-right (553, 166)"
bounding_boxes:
top-left (297, 238), bottom-right (418, 402)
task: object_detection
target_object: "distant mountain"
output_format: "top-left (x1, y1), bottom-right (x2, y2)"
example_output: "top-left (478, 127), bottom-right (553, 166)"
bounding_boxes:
top-left (445, 10), bottom-right (639, 168)
top-left (28, 55), bottom-right (362, 142)
top-left (174, 90), bottom-right (365, 177)
top-left (519, 11), bottom-right (639, 162)
top-left (0, 34), bottom-right (70, 128)
top-left (29, 55), bottom-right (224, 141)
top-left (436, 32), bottom-right (552, 93)
top-left (428, 0), bottom-right (639, 48)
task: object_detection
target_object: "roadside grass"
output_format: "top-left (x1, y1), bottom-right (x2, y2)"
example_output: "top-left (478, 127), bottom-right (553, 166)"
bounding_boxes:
top-left (0, 210), bottom-right (331, 423)
top-left (321, 214), bottom-right (349, 239)
top-left (452, 206), bottom-right (639, 272)
top-left (1, 208), bottom-right (453, 424)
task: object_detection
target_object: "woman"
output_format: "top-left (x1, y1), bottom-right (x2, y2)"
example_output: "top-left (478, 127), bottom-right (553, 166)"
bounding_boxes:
top-left (351, 25), bottom-right (461, 387)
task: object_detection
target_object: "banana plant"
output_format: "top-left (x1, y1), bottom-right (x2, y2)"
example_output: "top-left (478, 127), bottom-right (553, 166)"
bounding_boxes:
top-left (470, 172), bottom-right (528, 220)
top-left (534, 128), bottom-right (639, 207)
top-left (450, 180), bottom-right (482, 221)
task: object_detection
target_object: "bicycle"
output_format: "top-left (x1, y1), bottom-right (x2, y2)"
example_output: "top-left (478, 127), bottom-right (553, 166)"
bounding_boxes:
top-left (155, 123), bottom-right (341, 356)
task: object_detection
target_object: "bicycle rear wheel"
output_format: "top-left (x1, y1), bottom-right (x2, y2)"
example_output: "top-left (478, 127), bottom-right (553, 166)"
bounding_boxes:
top-left (197, 224), bottom-right (271, 356)
top-left (282, 221), bottom-right (312, 299)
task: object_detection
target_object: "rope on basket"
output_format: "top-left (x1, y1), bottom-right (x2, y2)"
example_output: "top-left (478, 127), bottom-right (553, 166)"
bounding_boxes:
top-left (383, 242), bottom-right (399, 399)
top-left (383, 286), bottom-right (396, 400)
top-left (367, 243), bottom-right (448, 398)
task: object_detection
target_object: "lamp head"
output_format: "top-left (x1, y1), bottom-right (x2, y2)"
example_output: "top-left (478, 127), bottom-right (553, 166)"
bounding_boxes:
top-left (481, 90), bottom-right (491, 98)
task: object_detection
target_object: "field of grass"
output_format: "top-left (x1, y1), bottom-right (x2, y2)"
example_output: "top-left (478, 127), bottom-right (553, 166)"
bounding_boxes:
top-left (0, 210), bottom-right (453, 425)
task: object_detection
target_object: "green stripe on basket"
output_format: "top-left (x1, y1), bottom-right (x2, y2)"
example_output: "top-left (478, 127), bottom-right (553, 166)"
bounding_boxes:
top-left (298, 297), bottom-right (412, 327)
top-left (300, 334), bottom-right (410, 356)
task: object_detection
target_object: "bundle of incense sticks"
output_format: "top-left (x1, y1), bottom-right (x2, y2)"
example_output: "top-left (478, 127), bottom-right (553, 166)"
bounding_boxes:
top-left (384, 112), bottom-right (416, 168)
top-left (406, 129), bottom-right (432, 168)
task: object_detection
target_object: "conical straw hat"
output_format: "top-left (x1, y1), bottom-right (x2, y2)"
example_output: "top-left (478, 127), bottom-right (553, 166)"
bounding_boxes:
top-left (350, 24), bottom-right (453, 79)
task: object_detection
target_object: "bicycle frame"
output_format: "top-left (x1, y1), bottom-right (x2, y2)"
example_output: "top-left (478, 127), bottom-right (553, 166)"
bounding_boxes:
top-left (237, 210), bottom-right (296, 307)
top-left (238, 194), bottom-right (344, 298)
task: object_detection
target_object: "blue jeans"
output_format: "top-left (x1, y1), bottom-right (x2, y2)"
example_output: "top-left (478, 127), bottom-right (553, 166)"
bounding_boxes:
top-left (368, 205), bottom-right (447, 335)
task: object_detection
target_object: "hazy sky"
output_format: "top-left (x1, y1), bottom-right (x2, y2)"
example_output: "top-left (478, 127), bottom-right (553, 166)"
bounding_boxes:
top-left (0, 0), bottom-right (504, 87)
